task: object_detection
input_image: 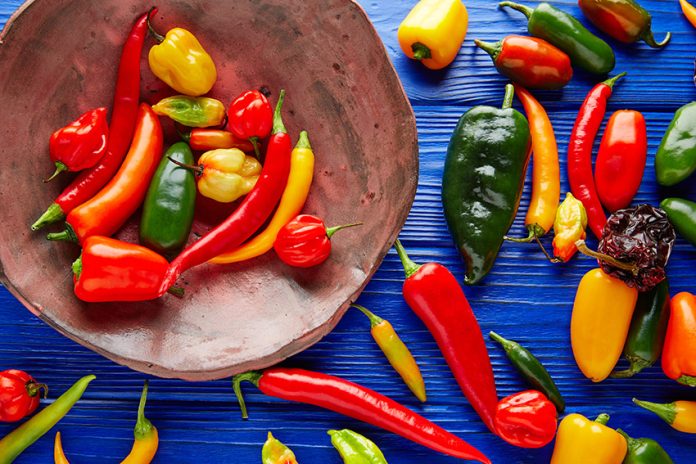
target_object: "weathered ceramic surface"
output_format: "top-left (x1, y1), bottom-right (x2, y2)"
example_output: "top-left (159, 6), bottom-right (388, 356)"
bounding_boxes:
top-left (0, 0), bottom-right (417, 380)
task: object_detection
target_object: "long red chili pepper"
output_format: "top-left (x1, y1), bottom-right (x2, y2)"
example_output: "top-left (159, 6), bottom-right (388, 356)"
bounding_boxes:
top-left (160, 90), bottom-right (292, 292)
top-left (233, 368), bottom-right (491, 463)
top-left (394, 240), bottom-right (499, 433)
top-left (567, 72), bottom-right (626, 238)
top-left (32, 10), bottom-right (151, 230)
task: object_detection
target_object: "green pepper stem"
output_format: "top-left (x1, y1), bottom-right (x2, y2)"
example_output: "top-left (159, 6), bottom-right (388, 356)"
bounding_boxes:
top-left (595, 413), bottom-right (610, 425)
top-left (44, 162), bottom-right (68, 183)
top-left (474, 39), bottom-right (500, 61)
top-left (31, 203), bottom-right (66, 231)
top-left (602, 72), bottom-right (627, 89)
top-left (133, 381), bottom-right (155, 440)
top-left (295, 130), bottom-right (311, 150)
top-left (326, 222), bottom-right (362, 239)
top-left (616, 429), bottom-right (636, 448)
top-left (677, 375), bottom-right (696, 387)
top-left (642, 30), bottom-right (671, 48)
top-left (249, 137), bottom-right (261, 159)
top-left (46, 224), bottom-right (77, 243)
top-left (146, 7), bottom-right (165, 43)
top-left (25, 382), bottom-right (49, 399)
top-left (610, 356), bottom-right (651, 378)
top-left (167, 286), bottom-right (185, 298)
top-left (411, 42), bottom-right (432, 61)
top-left (72, 256), bottom-right (82, 281)
top-left (633, 398), bottom-right (676, 424)
top-left (272, 89), bottom-right (287, 135)
top-left (502, 84), bottom-right (515, 109)
top-left (167, 156), bottom-right (204, 176)
top-left (499, 1), bottom-right (533, 18)
top-left (351, 304), bottom-right (385, 327)
top-left (489, 331), bottom-right (516, 352)
top-left (394, 239), bottom-right (422, 279)
top-left (574, 240), bottom-right (639, 275)
top-left (232, 372), bottom-right (263, 420)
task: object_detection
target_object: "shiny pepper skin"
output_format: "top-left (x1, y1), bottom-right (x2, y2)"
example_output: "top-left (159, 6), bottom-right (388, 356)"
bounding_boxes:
top-left (0, 370), bottom-right (46, 422)
top-left (228, 90), bottom-right (273, 157)
top-left (550, 413), bottom-right (627, 464)
top-left (152, 95), bottom-right (226, 128)
top-left (494, 390), bottom-right (558, 448)
top-left (181, 148), bottom-right (262, 203)
top-left (662, 292), bottom-right (696, 386)
top-left (553, 192), bottom-right (588, 262)
top-left (329, 429), bottom-right (388, 464)
top-left (262, 432), bottom-right (298, 464)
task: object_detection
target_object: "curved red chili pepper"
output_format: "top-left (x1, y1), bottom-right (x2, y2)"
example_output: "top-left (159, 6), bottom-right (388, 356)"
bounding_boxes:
top-left (0, 370), bottom-right (47, 423)
top-left (567, 72), bottom-right (625, 238)
top-left (233, 368), bottom-right (491, 464)
top-left (494, 390), bottom-right (558, 448)
top-left (32, 10), bottom-right (151, 230)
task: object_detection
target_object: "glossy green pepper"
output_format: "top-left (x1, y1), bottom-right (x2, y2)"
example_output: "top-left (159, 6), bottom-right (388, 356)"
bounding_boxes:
top-left (612, 279), bottom-right (670, 378)
top-left (500, 1), bottom-right (614, 74)
top-left (578, 0), bottom-right (670, 48)
top-left (617, 429), bottom-right (673, 463)
top-left (656, 102), bottom-right (696, 186)
top-left (442, 84), bottom-right (531, 285)
top-left (328, 429), bottom-right (387, 464)
top-left (140, 142), bottom-right (196, 256)
top-left (661, 198), bottom-right (696, 246)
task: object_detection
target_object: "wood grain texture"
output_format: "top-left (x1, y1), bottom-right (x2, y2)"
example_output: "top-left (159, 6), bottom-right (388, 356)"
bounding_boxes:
top-left (1, 0), bottom-right (696, 463)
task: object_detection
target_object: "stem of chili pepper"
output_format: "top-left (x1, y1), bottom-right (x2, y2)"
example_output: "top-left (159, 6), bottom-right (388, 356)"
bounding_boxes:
top-left (146, 7), bottom-right (165, 43)
top-left (411, 43), bottom-right (432, 61)
top-left (25, 382), bottom-right (49, 399)
top-left (574, 240), bottom-right (639, 275)
top-left (394, 239), bottom-right (421, 278)
top-left (167, 157), bottom-right (204, 176)
top-left (326, 222), bottom-right (363, 238)
top-left (595, 413), bottom-right (610, 425)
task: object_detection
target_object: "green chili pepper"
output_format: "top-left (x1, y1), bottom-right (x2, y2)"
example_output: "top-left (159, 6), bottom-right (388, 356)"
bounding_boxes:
top-left (611, 280), bottom-right (670, 378)
top-left (489, 331), bottom-right (564, 413)
top-left (500, 1), bottom-right (614, 74)
top-left (328, 429), bottom-right (388, 464)
top-left (442, 84), bottom-right (531, 285)
top-left (0, 374), bottom-right (95, 464)
top-left (262, 432), bottom-right (298, 464)
top-left (616, 429), bottom-right (674, 464)
top-left (661, 198), bottom-right (696, 246)
top-left (140, 142), bottom-right (196, 256)
top-left (655, 102), bottom-right (696, 186)
top-left (578, 0), bottom-right (670, 48)
top-left (152, 95), bottom-right (226, 128)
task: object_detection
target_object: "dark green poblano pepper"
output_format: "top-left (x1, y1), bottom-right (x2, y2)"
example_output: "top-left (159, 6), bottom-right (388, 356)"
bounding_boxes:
top-left (328, 429), bottom-right (387, 464)
top-left (442, 84), bottom-right (531, 285)
top-left (655, 102), bottom-right (696, 186)
top-left (617, 429), bottom-right (674, 464)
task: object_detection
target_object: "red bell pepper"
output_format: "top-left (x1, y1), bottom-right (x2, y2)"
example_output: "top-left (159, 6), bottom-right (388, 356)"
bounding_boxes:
top-left (595, 110), bottom-right (647, 212)
top-left (273, 215), bottom-right (362, 268)
top-left (46, 108), bottom-right (109, 182)
top-left (228, 90), bottom-right (273, 158)
top-left (662, 292), bottom-right (696, 386)
top-left (494, 390), bottom-right (558, 448)
top-left (0, 370), bottom-right (47, 423)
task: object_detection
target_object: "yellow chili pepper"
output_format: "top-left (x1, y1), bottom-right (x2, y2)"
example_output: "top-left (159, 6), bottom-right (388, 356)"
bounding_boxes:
top-left (633, 398), bottom-right (696, 434)
top-left (571, 268), bottom-right (638, 382)
top-left (210, 131), bottom-right (314, 264)
top-left (54, 432), bottom-right (70, 464)
top-left (121, 381), bottom-right (158, 464)
top-left (550, 413), bottom-right (627, 464)
top-left (397, 0), bottom-right (468, 70)
top-left (262, 432), bottom-right (298, 464)
top-left (152, 95), bottom-right (226, 128)
top-left (680, 0), bottom-right (696, 29)
top-left (552, 192), bottom-right (587, 262)
top-left (352, 304), bottom-right (426, 402)
top-left (147, 9), bottom-right (217, 96)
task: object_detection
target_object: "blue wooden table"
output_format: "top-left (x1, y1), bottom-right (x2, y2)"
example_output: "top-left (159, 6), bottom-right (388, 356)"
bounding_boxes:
top-left (2, 0), bottom-right (695, 462)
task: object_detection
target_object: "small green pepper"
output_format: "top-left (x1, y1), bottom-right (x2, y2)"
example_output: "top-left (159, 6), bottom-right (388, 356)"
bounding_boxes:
top-left (489, 331), bottom-right (565, 413)
top-left (262, 432), bottom-right (298, 464)
top-left (500, 1), bottom-right (615, 74)
top-left (617, 429), bottom-right (674, 463)
top-left (140, 142), bottom-right (196, 256)
top-left (661, 198), bottom-right (696, 246)
top-left (655, 102), bottom-right (696, 186)
top-left (152, 95), bottom-right (226, 128)
top-left (328, 429), bottom-right (387, 464)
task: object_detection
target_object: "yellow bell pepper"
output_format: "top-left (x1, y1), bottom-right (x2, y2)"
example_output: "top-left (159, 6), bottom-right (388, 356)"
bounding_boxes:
top-left (550, 413), bottom-right (627, 464)
top-left (571, 268), bottom-right (638, 382)
top-left (397, 0), bottom-right (468, 70)
top-left (147, 11), bottom-right (217, 96)
top-left (633, 398), bottom-right (696, 434)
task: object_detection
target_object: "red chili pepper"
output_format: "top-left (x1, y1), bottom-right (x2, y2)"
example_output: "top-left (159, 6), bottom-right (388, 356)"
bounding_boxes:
top-left (228, 90), bottom-right (273, 158)
top-left (32, 10), bottom-right (151, 230)
top-left (568, 72), bottom-right (626, 238)
top-left (0, 370), bottom-right (48, 423)
top-left (72, 236), bottom-right (170, 303)
top-left (45, 108), bottom-right (109, 182)
top-left (160, 90), bottom-right (292, 293)
top-left (494, 390), bottom-right (558, 449)
top-left (233, 368), bottom-right (491, 464)
top-left (46, 104), bottom-right (163, 244)
top-left (595, 110), bottom-right (647, 213)
top-left (273, 215), bottom-right (362, 268)
top-left (394, 240), bottom-right (499, 433)
top-left (187, 128), bottom-right (254, 152)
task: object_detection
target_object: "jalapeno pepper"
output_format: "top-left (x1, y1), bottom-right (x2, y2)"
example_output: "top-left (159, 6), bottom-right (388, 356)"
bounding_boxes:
top-left (494, 390), bottom-right (558, 449)
top-left (661, 292), bottom-right (696, 386)
top-left (616, 429), bottom-right (674, 464)
top-left (655, 102), bottom-right (696, 186)
top-left (152, 95), bottom-right (226, 128)
top-left (500, 1), bottom-right (615, 74)
top-left (442, 84), bottom-right (531, 284)
top-left (328, 429), bottom-right (387, 464)
top-left (262, 432), bottom-right (298, 464)
top-left (633, 398), bottom-right (696, 434)
top-left (578, 0), bottom-right (670, 48)
top-left (661, 198), bottom-right (696, 246)
top-left (550, 413), bottom-right (627, 464)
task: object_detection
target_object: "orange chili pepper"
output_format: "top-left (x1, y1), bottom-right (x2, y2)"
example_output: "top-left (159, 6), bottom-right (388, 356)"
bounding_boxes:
top-left (352, 304), bottom-right (426, 402)
top-left (633, 398), bottom-right (696, 434)
top-left (187, 129), bottom-right (254, 152)
top-left (680, 0), bottom-right (696, 29)
top-left (661, 292), bottom-right (696, 386)
top-left (54, 432), bottom-right (70, 464)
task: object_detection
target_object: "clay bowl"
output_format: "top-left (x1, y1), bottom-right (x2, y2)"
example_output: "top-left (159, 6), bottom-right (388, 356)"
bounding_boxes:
top-left (0, 0), bottom-right (417, 380)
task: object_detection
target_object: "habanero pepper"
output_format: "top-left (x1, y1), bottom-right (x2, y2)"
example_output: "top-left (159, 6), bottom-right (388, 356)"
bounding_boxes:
top-left (352, 304), bottom-right (426, 402)
top-left (550, 413), bottom-right (627, 464)
top-left (595, 110), bottom-right (647, 212)
top-left (578, 0), bottom-right (671, 48)
top-left (633, 398), bottom-right (696, 434)
top-left (394, 240), bottom-right (498, 433)
top-left (32, 11), bottom-right (150, 230)
top-left (328, 429), bottom-right (387, 464)
top-left (475, 36), bottom-right (573, 90)
top-left (186, 128), bottom-right (254, 152)
top-left (46, 104), bottom-right (164, 244)
top-left (233, 368), bottom-right (491, 463)
top-left (552, 192), bottom-right (587, 262)
top-left (661, 292), bottom-right (696, 386)
top-left (45, 107), bottom-right (109, 182)
top-left (500, 1), bottom-right (615, 74)
top-left (152, 95), bottom-right (226, 128)
top-left (494, 390), bottom-right (558, 449)
top-left (262, 432), bottom-right (298, 464)
top-left (661, 197), bottom-right (696, 246)
top-left (616, 429), bottom-right (674, 464)
top-left (655, 101), bottom-right (696, 186)
top-left (568, 72), bottom-right (626, 238)
top-left (0, 370), bottom-right (48, 423)
top-left (228, 90), bottom-right (273, 159)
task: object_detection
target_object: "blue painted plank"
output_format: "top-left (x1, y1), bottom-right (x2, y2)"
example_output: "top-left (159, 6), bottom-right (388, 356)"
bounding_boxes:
top-left (1, 0), bottom-right (696, 463)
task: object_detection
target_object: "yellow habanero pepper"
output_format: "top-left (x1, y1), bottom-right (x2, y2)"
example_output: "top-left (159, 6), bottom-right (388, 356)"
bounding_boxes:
top-left (397, 0), bottom-right (468, 70)
top-left (210, 131), bottom-right (314, 264)
top-left (571, 268), bottom-right (638, 383)
top-left (121, 382), bottom-right (158, 464)
top-left (552, 192), bottom-right (587, 262)
top-left (147, 9), bottom-right (217, 96)
top-left (634, 398), bottom-right (696, 434)
top-left (550, 413), bottom-right (627, 464)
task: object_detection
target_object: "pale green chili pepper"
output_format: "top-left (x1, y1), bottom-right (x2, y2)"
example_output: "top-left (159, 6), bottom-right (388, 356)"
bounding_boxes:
top-left (152, 95), bottom-right (226, 128)
top-left (328, 429), bottom-right (388, 464)
top-left (262, 432), bottom-right (298, 464)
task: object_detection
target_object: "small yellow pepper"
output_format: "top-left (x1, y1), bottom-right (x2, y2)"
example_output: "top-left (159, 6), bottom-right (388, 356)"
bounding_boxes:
top-left (571, 268), bottom-right (638, 382)
top-left (553, 192), bottom-right (587, 262)
top-left (397, 0), bottom-right (468, 70)
top-left (121, 382), bottom-right (158, 464)
top-left (210, 131), bottom-right (314, 264)
top-left (54, 432), bottom-right (70, 464)
top-left (262, 432), bottom-right (298, 464)
top-left (147, 9), bottom-right (217, 96)
top-left (152, 96), bottom-right (226, 128)
top-left (633, 398), bottom-right (696, 434)
top-left (550, 413), bottom-right (627, 464)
